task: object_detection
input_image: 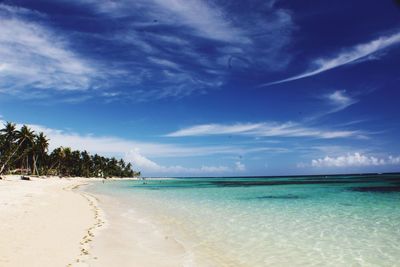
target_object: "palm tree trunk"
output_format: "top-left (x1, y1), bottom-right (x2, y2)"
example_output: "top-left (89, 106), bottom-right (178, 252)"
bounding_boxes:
top-left (26, 155), bottom-right (29, 175)
top-left (47, 158), bottom-right (61, 175)
top-left (32, 155), bottom-right (38, 176)
top-left (0, 138), bottom-right (25, 175)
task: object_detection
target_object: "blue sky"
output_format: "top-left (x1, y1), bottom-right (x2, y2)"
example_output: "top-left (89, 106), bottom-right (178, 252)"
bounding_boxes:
top-left (0, 0), bottom-right (399, 176)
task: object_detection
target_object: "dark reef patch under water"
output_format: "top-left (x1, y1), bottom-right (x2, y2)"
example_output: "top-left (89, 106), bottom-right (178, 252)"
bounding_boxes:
top-left (240, 194), bottom-right (307, 200)
top-left (208, 179), bottom-right (383, 188)
top-left (349, 185), bottom-right (400, 193)
top-left (126, 174), bottom-right (400, 194)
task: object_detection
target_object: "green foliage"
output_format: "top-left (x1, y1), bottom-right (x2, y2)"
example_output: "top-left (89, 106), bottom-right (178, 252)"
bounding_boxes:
top-left (0, 122), bottom-right (139, 178)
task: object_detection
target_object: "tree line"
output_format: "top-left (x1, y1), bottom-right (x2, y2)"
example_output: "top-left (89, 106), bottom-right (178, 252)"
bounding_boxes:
top-left (0, 122), bottom-right (140, 178)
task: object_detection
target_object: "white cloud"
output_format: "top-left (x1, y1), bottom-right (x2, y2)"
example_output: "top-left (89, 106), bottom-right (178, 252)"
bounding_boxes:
top-left (261, 31), bottom-right (400, 86)
top-left (148, 57), bottom-right (180, 69)
top-left (302, 90), bottom-right (361, 122)
top-left (307, 153), bottom-right (400, 168)
top-left (323, 89), bottom-right (358, 115)
top-left (0, 5), bottom-right (98, 92)
top-left (388, 156), bottom-right (400, 165)
top-left (76, 0), bottom-right (249, 43)
top-left (235, 161), bottom-right (246, 171)
top-left (327, 90), bottom-right (354, 108)
top-left (125, 149), bottom-right (231, 175)
top-left (1, 119), bottom-right (274, 175)
top-left (125, 148), bottom-right (161, 170)
top-left (2, 118), bottom-right (292, 175)
top-left (73, 0), bottom-right (294, 70)
top-left (152, 0), bottom-right (249, 44)
top-left (166, 122), bottom-right (361, 139)
top-left (0, 119), bottom-right (277, 159)
top-left (0, 1), bottom-right (294, 100)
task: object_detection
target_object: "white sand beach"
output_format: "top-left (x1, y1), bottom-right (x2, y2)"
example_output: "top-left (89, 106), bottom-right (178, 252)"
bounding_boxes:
top-left (0, 176), bottom-right (188, 267)
top-left (0, 176), bottom-right (101, 266)
top-left (85, 193), bottom-right (188, 267)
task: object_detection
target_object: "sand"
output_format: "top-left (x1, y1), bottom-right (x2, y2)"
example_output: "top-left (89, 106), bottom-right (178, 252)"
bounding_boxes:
top-left (0, 176), bottom-right (188, 267)
top-left (0, 176), bottom-right (102, 267)
top-left (85, 193), bottom-right (188, 267)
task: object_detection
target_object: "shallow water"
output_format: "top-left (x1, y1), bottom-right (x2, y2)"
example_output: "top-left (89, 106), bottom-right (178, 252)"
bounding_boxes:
top-left (89, 174), bottom-right (400, 266)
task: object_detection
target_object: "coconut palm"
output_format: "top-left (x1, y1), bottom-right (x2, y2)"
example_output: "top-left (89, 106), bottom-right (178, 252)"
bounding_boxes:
top-left (0, 122), bottom-right (29, 175)
top-left (32, 132), bottom-right (49, 175)
top-left (16, 125), bottom-right (36, 174)
top-left (0, 122), bottom-right (17, 175)
top-left (80, 151), bottom-right (92, 177)
top-left (0, 122), bottom-right (17, 143)
top-left (0, 122), bottom-right (139, 178)
top-left (48, 147), bottom-right (64, 175)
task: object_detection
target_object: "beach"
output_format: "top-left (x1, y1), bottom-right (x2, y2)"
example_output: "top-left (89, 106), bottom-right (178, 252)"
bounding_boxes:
top-left (0, 176), bottom-right (102, 266)
top-left (2, 175), bottom-right (400, 266)
top-left (0, 176), bottom-right (187, 267)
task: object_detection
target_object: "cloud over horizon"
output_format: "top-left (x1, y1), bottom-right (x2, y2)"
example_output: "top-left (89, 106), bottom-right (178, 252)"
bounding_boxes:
top-left (125, 149), bottom-right (234, 175)
top-left (0, 119), bottom-right (273, 175)
top-left (306, 153), bottom-right (400, 168)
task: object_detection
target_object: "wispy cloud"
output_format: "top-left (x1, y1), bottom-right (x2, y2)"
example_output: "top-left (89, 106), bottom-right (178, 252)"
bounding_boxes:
top-left (151, 0), bottom-right (249, 44)
top-left (69, 0), bottom-right (294, 96)
top-left (0, 5), bottom-right (98, 93)
top-left (318, 89), bottom-right (358, 116)
top-left (327, 90), bottom-right (355, 109)
top-left (166, 122), bottom-right (362, 139)
top-left (303, 90), bottom-right (364, 123)
top-left (0, 1), bottom-right (295, 101)
top-left (147, 57), bottom-right (180, 69)
top-left (260, 31), bottom-right (400, 86)
top-left (304, 153), bottom-right (400, 168)
top-left (77, 0), bottom-right (258, 43)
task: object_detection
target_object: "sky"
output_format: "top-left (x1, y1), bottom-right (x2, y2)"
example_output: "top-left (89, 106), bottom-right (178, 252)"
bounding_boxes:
top-left (0, 0), bottom-right (399, 176)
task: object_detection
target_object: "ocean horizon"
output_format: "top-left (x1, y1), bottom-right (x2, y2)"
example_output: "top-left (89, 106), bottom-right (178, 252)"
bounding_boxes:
top-left (141, 172), bottom-right (400, 179)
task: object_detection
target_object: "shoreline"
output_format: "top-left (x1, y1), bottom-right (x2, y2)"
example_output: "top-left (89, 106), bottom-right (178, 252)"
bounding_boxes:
top-left (0, 175), bottom-right (106, 267)
top-left (0, 176), bottom-right (196, 266)
top-left (67, 182), bottom-right (107, 265)
top-left (83, 188), bottom-right (189, 267)
top-left (84, 181), bottom-right (239, 267)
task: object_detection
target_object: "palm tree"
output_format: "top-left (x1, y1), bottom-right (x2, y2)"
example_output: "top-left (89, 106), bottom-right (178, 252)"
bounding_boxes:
top-left (0, 122), bottom-right (140, 178)
top-left (16, 125), bottom-right (35, 175)
top-left (0, 122), bottom-right (17, 164)
top-left (0, 122), bottom-right (17, 144)
top-left (80, 151), bottom-right (92, 177)
top-left (0, 122), bottom-right (19, 175)
top-left (32, 132), bottom-right (49, 175)
top-left (70, 150), bottom-right (81, 176)
top-left (61, 147), bottom-right (72, 176)
top-left (48, 147), bottom-right (63, 175)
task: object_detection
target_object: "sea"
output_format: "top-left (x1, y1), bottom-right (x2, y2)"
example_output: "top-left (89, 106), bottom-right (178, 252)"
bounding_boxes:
top-left (88, 174), bottom-right (400, 266)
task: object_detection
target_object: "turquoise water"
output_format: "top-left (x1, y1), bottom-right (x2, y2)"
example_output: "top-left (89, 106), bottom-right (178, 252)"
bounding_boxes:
top-left (89, 174), bottom-right (400, 266)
